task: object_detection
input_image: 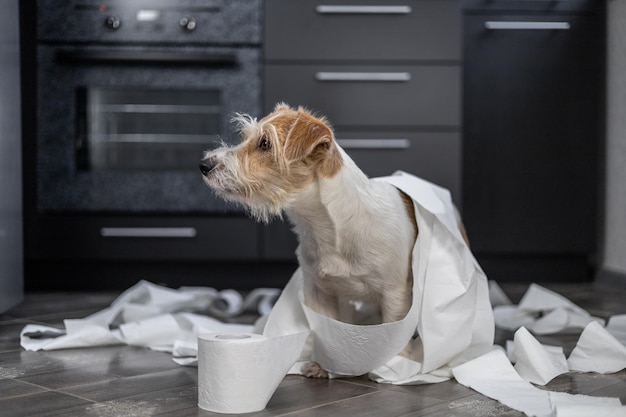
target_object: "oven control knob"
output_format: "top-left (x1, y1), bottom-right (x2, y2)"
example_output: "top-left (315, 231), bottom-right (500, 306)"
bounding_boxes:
top-left (179, 17), bottom-right (196, 31)
top-left (105, 15), bottom-right (121, 30)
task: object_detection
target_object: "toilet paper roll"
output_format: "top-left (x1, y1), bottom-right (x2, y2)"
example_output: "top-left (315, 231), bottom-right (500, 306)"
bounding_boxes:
top-left (197, 331), bottom-right (309, 414)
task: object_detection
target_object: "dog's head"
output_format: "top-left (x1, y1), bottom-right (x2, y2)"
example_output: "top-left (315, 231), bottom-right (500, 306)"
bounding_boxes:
top-left (200, 103), bottom-right (343, 222)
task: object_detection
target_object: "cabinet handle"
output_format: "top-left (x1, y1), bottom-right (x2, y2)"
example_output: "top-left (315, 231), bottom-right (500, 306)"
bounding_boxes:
top-left (336, 139), bottom-right (410, 150)
top-left (315, 5), bottom-right (412, 14)
top-left (315, 72), bottom-right (411, 82)
top-left (485, 21), bottom-right (571, 30)
top-left (100, 227), bottom-right (197, 238)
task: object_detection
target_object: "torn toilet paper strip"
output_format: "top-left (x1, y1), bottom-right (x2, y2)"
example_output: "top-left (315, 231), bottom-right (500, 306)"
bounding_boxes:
top-left (554, 404), bottom-right (626, 417)
top-left (453, 349), bottom-right (623, 417)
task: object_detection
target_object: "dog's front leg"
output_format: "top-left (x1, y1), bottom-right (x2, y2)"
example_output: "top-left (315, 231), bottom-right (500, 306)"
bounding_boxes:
top-left (302, 283), bottom-right (339, 379)
top-left (304, 283), bottom-right (340, 320)
top-left (381, 286), bottom-right (414, 358)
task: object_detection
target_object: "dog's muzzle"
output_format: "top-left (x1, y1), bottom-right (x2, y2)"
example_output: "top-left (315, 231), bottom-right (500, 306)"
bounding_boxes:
top-left (199, 159), bottom-right (215, 177)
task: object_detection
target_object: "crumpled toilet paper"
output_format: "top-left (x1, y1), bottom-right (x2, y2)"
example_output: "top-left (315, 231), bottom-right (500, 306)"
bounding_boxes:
top-left (567, 321), bottom-right (626, 374)
top-left (20, 281), bottom-right (276, 352)
top-left (493, 283), bottom-right (605, 335)
top-left (512, 327), bottom-right (568, 385)
top-left (461, 284), bottom-right (626, 416)
top-left (453, 349), bottom-right (623, 417)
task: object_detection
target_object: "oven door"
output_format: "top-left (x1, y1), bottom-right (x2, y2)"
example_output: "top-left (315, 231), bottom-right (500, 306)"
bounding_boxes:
top-left (37, 44), bottom-right (260, 213)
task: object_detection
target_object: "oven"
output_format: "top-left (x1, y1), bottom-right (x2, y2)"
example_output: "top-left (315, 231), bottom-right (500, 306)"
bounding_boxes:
top-left (22, 0), bottom-right (279, 290)
top-left (36, 0), bottom-right (261, 213)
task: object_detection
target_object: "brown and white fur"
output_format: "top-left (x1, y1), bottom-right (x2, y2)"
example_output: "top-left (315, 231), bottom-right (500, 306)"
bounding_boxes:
top-left (200, 104), bottom-right (418, 378)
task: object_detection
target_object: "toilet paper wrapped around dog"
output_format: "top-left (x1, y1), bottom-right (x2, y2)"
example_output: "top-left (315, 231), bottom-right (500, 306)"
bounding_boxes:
top-left (258, 172), bottom-right (495, 382)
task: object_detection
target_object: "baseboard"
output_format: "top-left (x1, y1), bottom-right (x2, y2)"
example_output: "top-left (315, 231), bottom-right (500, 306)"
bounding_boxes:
top-left (595, 267), bottom-right (626, 289)
top-left (24, 260), bottom-right (298, 291)
top-left (473, 254), bottom-right (594, 282)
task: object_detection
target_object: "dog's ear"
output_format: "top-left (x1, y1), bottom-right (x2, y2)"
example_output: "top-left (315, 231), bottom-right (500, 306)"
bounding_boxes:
top-left (274, 102), bottom-right (293, 112)
top-left (283, 110), bottom-right (334, 163)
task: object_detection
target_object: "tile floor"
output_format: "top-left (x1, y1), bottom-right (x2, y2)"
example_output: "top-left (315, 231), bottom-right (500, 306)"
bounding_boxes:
top-left (1, 281), bottom-right (625, 416)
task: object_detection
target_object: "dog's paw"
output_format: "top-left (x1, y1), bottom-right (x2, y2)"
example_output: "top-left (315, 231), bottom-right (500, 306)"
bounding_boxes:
top-left (398, 342), bottom-right (413, 359)
top-left (302, 362), bottom-right (329, 379)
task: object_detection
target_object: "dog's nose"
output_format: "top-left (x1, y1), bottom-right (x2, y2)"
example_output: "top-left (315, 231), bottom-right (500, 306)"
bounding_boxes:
top-left (199, 160), bottom-right (214, 176)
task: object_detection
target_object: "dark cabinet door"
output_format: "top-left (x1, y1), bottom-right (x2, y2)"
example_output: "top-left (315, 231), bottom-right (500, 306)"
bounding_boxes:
top-left (462, 14), bottom-right (605, 257)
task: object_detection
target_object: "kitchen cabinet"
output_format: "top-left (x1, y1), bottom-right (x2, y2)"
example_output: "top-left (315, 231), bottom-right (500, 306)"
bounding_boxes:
top-left (462, 0), bottom-right (605, 280)
top-left (263, 0), bottom-right (463, 260)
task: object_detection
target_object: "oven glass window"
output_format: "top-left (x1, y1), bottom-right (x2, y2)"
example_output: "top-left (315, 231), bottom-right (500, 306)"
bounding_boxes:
top-left (76, 88), bottom-right (220, 171)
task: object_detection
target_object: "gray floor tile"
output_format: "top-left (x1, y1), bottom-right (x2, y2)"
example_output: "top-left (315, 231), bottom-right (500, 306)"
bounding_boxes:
top-left (60, 368), bottom-right (197, 402)
top-left (44, 385), bottom-right (199, 417)
top-left (422, 394), bottom-right (525, 417)
top-left (0, 391), bottom-right (93, 417)
top-left (0, 378), bottom-right (48, 400)
top-left (274, 388), bottom-right (445, 417)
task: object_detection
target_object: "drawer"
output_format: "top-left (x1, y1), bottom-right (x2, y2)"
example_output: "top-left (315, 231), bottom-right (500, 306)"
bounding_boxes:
top-left (462, 0), bottom-right (601, 13)
top-left (264, 64), bottom-right (460, 127)
top-left (29, 215), bottom-right (260, 261)
top-left (335, 131), bottom-right (461, 202)
top-left (265, 0), bottom-right (460, 61)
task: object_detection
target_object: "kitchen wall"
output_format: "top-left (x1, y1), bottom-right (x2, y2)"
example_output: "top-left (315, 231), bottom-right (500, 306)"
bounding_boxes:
top-left (602, 0), bottom-right (626, 281)
top-left (0, 0), bottom-right (23, 311)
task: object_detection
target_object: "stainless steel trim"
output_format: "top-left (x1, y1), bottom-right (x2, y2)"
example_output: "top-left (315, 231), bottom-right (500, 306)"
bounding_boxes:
top-left (336, 139), bottom-right (410, 150)
top-left (315, 72), bottom-right (411, 82)
top-left (100, 227), bottom-right (197, 238)
top-left (89, 134), bottom-right (218, 144)
top-left (97, 104), bottom-right (221, 114)
top-left (485, 21), bottom-right (571, 30)
top-left (315, 5), bottom-right (412, 14)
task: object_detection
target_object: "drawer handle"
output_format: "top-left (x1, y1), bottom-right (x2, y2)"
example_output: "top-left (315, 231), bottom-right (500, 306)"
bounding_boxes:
top-left (315, 72), bottom-right (411, 82)
top-left (100, 227), bottom-right (197, 238)
top-left (315, 5), bottom-right (412, 14)
top-left (337, 139), bottom-right (410, 150)
top-left (485, 21), bottom-right (571, 30)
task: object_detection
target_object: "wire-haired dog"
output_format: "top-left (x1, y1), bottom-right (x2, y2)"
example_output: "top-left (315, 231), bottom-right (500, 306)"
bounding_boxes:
top-left (200, 103), bottom-right (418, 377)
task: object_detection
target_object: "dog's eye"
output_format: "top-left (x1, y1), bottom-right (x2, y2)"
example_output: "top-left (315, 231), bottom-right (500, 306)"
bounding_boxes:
top-left (258, 137), bottom-right (271, 151)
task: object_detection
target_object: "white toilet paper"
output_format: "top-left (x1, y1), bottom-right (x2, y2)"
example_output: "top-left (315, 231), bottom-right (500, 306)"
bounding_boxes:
top-left (197, 331), bottom-right (309, 414)
top-left (512, 327), bottom-right (568, 385)
top-left (567, 321), bottom-right (626, 374)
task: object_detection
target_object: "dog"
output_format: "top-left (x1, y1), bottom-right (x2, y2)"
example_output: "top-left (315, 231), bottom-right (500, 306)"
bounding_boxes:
top-left (200, 103), bottom-right (419, 378)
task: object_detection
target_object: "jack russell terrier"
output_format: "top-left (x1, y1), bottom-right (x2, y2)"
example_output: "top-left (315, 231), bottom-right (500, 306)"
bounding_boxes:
top-left (200, 103), bottom-right (460, 378)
